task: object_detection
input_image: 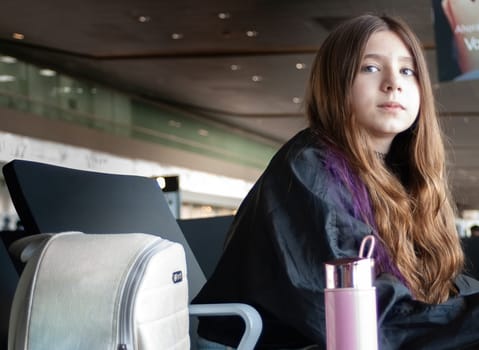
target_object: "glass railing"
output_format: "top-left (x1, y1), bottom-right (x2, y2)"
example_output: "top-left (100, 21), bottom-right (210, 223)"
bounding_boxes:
top-left (0, 54), bottom-right (278, 169)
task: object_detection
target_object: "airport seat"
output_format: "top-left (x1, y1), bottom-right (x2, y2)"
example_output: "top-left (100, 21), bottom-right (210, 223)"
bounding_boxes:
top-left (2, 159), bottom-right (262, 350)
top-left (0, 231), bottom-right (22, 350)
top-left (178, 215), bottom-right (234, 279)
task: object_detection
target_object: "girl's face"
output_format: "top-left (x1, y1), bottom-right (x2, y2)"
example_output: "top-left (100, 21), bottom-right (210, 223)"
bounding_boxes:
top-left (350, 30), bottom-right (420, 153)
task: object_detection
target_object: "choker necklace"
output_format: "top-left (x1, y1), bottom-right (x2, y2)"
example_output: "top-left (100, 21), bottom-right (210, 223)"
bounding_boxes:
top-left (375, 151), bottom-right (386, 160)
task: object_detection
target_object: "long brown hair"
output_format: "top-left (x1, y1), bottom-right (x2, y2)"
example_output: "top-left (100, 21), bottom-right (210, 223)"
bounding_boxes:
top-left (306, 14), bottom-right (463, 304)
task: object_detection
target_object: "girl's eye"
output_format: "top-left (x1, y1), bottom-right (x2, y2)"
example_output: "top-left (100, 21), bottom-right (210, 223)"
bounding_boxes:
top-left (401, 67), bottom-right (416, 76)
top-left (361, 65), bottom-right (379, 73)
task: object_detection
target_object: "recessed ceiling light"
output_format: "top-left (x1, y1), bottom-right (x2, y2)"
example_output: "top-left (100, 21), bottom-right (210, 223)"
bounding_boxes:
top-left (218, 12), bottom-right (231, 20)
top-left (171, 33), bottom-right (184, 40)
top-left (168, 120), bottom-right (182, 128)
top-left (251, 75), bottom-right (263, 82)
top-left (246, 30), bottom-right (258, 37)
top-left (137, 15), bottom-right (151, 23)
top-left (230, 64), bottom-right (240, 71)
top-left (0, 75), bottom-right (15, 82)
top-left (39, 69), bottom-right (56, 77)
top-left (295, 63), bottom-right (307, 70)
top-left (292, 97), bottom-right (302, 104)
top-left (12, 33), bottom-right (24, 40)
top-left (198, 129), bottom-right (209, 137)
top-left (0, 56), bottom-right (17, 64)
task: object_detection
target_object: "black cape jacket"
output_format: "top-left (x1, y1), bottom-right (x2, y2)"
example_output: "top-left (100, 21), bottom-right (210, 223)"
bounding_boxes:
top-left (192, 128), bottom-right (479, 350)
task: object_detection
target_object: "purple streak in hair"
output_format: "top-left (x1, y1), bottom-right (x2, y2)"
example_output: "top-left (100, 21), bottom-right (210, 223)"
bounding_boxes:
top-left (324, 147), bottom-right (408, 287)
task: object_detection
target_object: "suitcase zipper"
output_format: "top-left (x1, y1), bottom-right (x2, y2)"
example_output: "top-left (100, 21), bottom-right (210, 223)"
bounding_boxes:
top-left (117, 239), bottom-right (172, 350)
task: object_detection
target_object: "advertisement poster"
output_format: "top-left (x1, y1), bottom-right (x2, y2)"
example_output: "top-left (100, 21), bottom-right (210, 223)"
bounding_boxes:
top-left (433, 0), bottom-right (479, 81)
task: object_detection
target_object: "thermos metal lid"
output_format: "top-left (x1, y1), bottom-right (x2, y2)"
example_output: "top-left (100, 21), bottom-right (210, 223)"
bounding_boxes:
top-left (324, 257), bottom-right (375, 288)
top-left (324, 235), bottom-right (376, 289)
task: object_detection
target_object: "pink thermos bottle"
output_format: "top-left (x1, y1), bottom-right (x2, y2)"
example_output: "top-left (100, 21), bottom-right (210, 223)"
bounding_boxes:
top-left (324, 235), bottom-right (378, 350)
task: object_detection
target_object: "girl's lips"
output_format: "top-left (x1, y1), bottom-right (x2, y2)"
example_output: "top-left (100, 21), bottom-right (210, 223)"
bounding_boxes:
top-left (378, 101), bottom-right (405, 109)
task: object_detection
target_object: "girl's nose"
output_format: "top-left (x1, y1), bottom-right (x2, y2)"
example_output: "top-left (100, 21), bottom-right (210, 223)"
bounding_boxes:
top-left (382, 71), bottom-right (402, 92)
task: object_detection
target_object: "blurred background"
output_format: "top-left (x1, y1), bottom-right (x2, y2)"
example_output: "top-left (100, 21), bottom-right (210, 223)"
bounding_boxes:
top-left (1, 0), bottom-right (479, 235)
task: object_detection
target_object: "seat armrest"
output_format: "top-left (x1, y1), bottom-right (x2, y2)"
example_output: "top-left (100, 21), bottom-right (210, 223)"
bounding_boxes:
top-left (189, 303), bottom-right (262, 350)
top-left (8, 233), bottom-right (54, 263)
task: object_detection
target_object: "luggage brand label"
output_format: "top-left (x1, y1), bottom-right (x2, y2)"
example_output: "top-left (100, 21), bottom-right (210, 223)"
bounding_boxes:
top-left (172, 270), bottom-right (183, 283)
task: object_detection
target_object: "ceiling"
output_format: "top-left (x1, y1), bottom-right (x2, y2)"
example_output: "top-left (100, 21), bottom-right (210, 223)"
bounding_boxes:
top-left (1, 0), bottom-right (479, 211)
